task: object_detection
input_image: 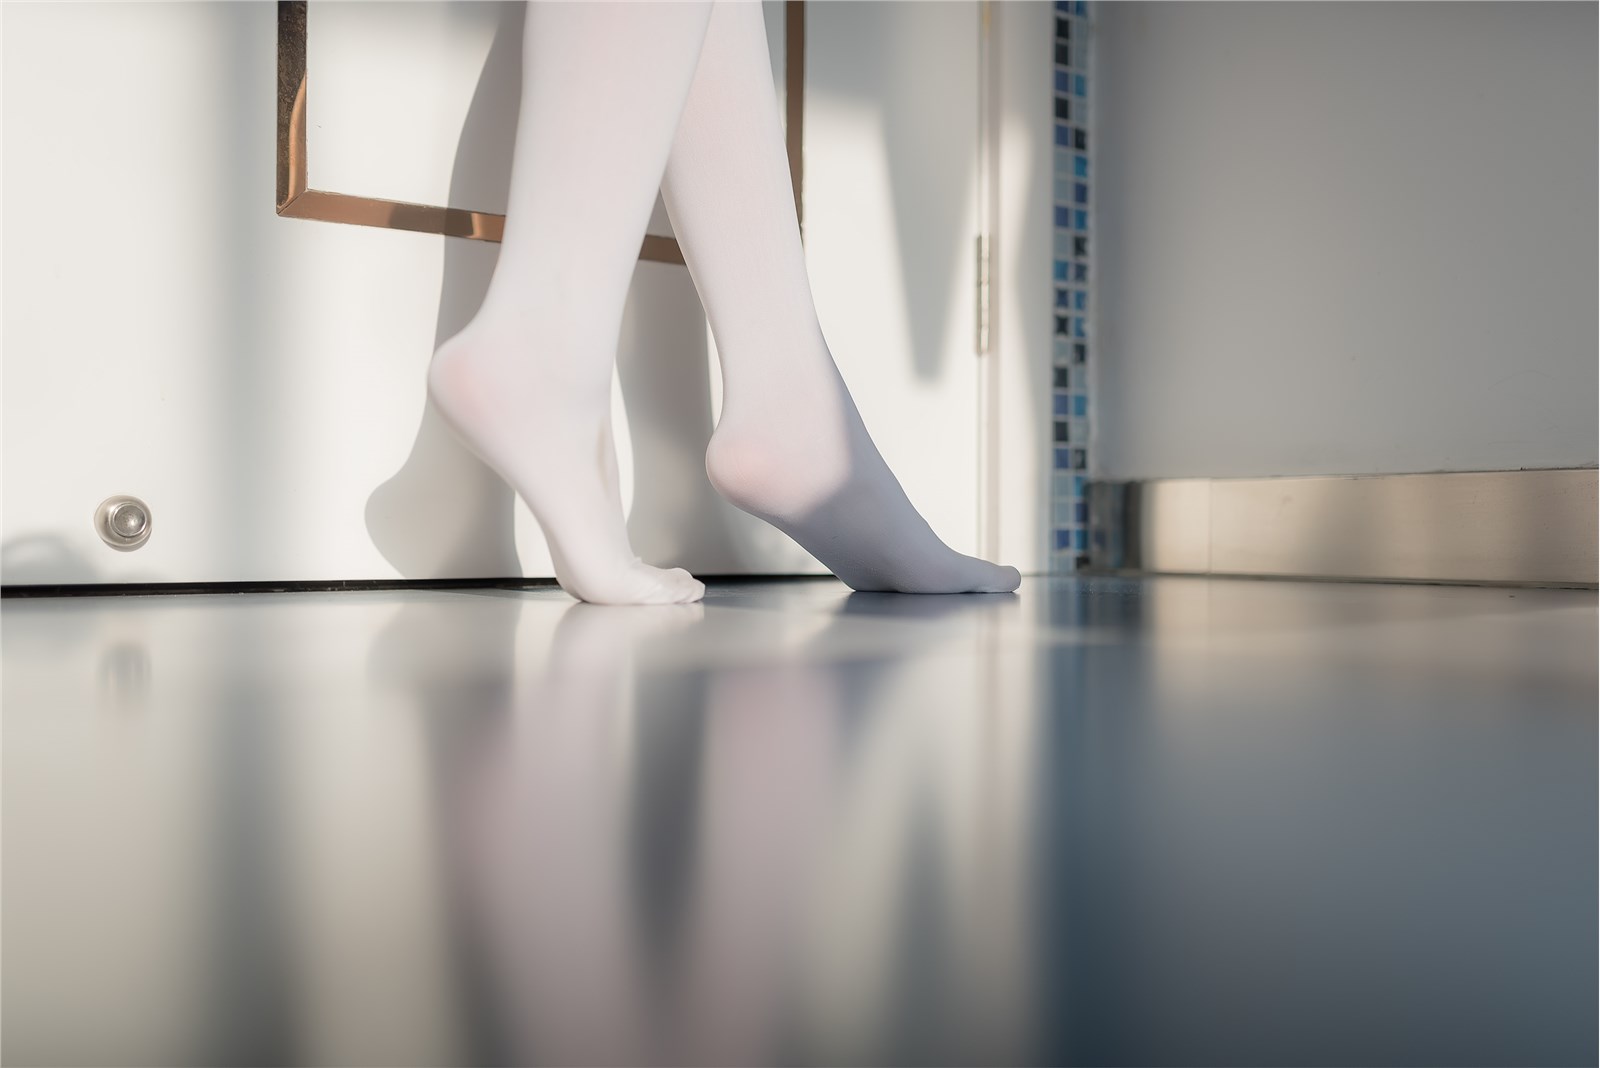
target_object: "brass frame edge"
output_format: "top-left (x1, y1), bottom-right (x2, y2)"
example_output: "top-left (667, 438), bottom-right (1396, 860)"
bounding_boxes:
top-left (275, 0), bottom-right (307, 209)
top-left (785, 0), bottom-right (805, 234)
top-left (275, 0), bottom-right (802, 264)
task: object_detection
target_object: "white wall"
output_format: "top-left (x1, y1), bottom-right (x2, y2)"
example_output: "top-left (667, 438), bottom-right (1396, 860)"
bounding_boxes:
top-left (1093, 1), bottom-right (1597, 480)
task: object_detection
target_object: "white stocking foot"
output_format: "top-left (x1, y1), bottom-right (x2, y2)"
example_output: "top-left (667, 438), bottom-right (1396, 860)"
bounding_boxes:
top-left (705, 367), bottom-right (1021, 596)
top-left (428, 324), bottom-right (704, 606)
top-left (657, 1), bottom-right (1018, 597)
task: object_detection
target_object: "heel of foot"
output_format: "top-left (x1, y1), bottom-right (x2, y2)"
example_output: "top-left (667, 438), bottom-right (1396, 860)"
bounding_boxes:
top-left (705, 426), bottom-right (846, 522)
top-left (704, 430), bottom-right (770, 516)
top-left (426, 332), bottom-right (486, 430)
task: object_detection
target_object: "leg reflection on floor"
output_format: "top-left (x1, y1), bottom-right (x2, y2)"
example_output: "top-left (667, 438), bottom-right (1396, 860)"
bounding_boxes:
top-left (3, 577), bottom-right (1595, 1065)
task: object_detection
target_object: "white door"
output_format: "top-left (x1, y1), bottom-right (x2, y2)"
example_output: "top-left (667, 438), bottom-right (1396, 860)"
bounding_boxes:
top-left (0, 1), bottom-right (987, 586)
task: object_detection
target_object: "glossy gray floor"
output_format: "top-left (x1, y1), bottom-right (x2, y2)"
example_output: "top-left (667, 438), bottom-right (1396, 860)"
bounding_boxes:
top-left (3, 576), bottom-right (1595, 1066)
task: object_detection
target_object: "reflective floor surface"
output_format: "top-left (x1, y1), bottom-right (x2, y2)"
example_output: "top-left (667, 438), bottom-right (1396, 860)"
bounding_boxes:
top-left (3, 576), bottom-right (1596, 1066)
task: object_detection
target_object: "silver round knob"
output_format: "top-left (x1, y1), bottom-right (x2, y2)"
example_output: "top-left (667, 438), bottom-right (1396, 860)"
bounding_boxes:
top-left (95, 495), bottom-right (153, 551)
top-left (109, 502), bottom-right (147, 538)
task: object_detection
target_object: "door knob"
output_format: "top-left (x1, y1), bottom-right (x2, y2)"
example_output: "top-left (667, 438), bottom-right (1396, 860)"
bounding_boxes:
top-left (95, 495), bottom-right (152, 551)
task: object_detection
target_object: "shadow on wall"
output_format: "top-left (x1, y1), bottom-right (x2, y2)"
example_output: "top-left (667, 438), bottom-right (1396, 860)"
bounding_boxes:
top-left (364, 3), bottom-right (524, 582)
top-left (805, 3), bottom-right (971, 385)
top-left (365, 1), bottom-right (750, 583)
top-left (616, 264), bottom-right (748, 575)
top-left (0, 535), bottom-right (110, 586)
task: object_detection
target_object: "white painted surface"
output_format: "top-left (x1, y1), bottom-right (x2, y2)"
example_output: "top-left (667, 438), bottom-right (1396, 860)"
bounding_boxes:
top-left (992, 0), bottom-right (1056, 573)
top-left (804, 1), bottom-right (982, 561)
top-left (2, 1), bottom-right (1001, 585)
top-left (1093, 1), bottom-right (1598, 480)
top-left (308, 3), bottom-right (507, 214)
top-left (305, 2), bottom-right (788, 238)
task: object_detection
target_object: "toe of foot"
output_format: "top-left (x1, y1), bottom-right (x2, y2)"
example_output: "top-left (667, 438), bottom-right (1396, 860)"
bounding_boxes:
top-left (676, 574), bottom-right (707, 604)
top-left (971, 564), bottom-right (1021, 593)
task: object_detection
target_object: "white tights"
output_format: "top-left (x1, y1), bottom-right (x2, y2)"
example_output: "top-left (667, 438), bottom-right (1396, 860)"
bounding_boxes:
top-left (428, 0), bottom-right (1022, 604)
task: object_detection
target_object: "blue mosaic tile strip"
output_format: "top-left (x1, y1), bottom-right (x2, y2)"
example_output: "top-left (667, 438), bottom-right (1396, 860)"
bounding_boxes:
top-left (1050, 1), bottom-right (1091, 572)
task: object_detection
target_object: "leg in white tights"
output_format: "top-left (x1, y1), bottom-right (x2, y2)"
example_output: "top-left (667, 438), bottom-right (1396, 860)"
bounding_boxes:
top-left (664, 1), bottom-right (1019, 594)
top-left (431, 0), bottom-right (1020, 603)
top-left (428, 0), bottom-right (713, 605)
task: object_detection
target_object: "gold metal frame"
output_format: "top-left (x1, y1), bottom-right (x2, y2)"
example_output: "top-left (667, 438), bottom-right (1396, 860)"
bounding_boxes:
top-left (276, 0), bottom-right (806, 264)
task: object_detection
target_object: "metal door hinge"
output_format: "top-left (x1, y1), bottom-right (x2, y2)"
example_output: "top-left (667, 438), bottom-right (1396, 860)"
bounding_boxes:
top-left (975, 234), bottom-right (991, 356)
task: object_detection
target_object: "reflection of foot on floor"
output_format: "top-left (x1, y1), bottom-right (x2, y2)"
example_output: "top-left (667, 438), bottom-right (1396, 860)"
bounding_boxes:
top-left (428, 322), bottom-right (705, 607)
top-left (546, 601), bottom-right (708, 680)
top-left (365, 591), bottom-right (525, 705)
top-left (839, 590), bottom-right (1019, 623)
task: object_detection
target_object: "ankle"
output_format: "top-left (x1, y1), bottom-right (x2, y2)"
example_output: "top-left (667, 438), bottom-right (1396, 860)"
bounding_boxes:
top-left (429, 321), bottom-right (611, 410)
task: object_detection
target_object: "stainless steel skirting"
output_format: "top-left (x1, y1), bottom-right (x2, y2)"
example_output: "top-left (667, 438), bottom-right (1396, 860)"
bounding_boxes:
top-left (1088, 468), bottom-right (1599, 587)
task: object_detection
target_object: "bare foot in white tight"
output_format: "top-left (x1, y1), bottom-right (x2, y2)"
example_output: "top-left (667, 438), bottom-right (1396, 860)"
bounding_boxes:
top-left (428, 321), bottom-right (704, 606)
top-left (705, 357), bottom-right (1020, 595)
top-left (425, 0), bottom-right (715, 605)
top-left (663, 1), bottom-right (1020, 595)
top-left (432, 0), bottom-right (1018, 600)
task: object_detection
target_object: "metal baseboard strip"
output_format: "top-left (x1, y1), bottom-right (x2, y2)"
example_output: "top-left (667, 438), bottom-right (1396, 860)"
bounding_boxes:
top-left (1088, 468), bottom-right (1598, 588)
